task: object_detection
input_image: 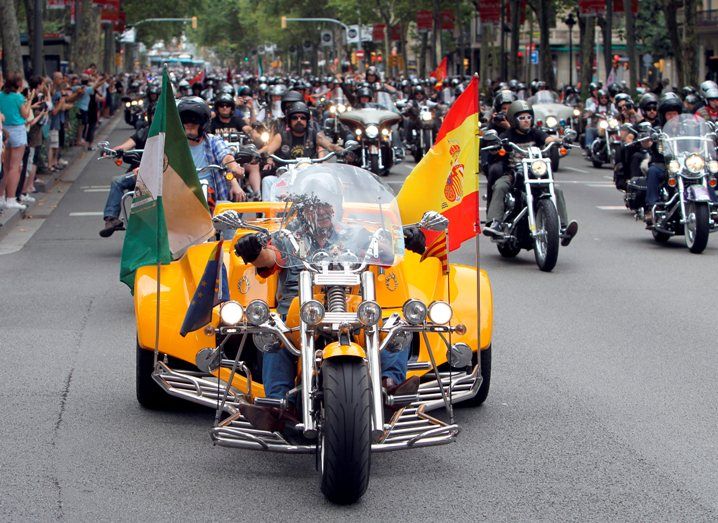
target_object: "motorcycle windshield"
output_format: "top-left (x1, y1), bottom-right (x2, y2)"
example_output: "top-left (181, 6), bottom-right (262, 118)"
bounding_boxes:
top-left (270, 164), bottom-right (405, 269)
top-left (530, 90), bottom-right (560, 104)
top-left (376, 91), bottom-right (396, 112)
top-left (662, 114), bottom-right (715, 158)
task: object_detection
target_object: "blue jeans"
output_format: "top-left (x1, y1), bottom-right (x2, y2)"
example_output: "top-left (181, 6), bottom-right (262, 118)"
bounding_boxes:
top-left (584, 127), bottom-right (598, 149)
top-left (103, 175), bottom-right (135, 219)
top-left (262, 342), bottom-right (411, 400)
top-left (645, 165), bottom-right (666, 207)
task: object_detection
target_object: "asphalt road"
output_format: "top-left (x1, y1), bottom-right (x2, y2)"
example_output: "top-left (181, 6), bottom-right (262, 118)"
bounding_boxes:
top-left (1, 121), bottom-right (717, 520)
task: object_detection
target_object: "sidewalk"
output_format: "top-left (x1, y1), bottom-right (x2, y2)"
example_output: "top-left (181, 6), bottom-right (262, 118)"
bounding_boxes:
top-left (0, 113), bottom-right (124, 241)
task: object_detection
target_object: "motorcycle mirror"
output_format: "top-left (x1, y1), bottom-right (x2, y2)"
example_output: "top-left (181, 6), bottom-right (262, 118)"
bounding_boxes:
top-left (418, 211), bottom-right (449, 232)
top-left (344, 140), bottom-right (360, 152)
top-left (563, 129), bottom-right (577, 140)
top-left (195, 347), bottom-right (221, 373)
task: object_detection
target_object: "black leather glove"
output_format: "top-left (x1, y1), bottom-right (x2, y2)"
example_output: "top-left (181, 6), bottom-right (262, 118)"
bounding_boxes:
top-left (403, 226), bottom-right (426, 255)
top-left (234, 234), bottom-right (263, 264)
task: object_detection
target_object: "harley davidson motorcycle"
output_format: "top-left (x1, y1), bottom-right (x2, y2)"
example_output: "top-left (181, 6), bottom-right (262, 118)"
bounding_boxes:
top-left (122, 95), bottom-right (146, 128)
top-left (588, 113), bottom-right (620, 168)
top-left (337, 108), bottom-right (401, 176)
top-left (627, 114), bottom-right (718, 253)
top-left (133, 164), bottom-right (493, 504)
top-left (398, 100), bottom-right (439, 163)
top-left (482, 130), bottom-right (577, 271)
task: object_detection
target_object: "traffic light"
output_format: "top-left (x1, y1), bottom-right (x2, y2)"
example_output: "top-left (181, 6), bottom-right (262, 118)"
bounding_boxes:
top-left (244, 56), bottom-right (249, 62)
top-left (281, 16), bottom-right (287, 29)
top-left (191, 16), bottom-right (197, 30)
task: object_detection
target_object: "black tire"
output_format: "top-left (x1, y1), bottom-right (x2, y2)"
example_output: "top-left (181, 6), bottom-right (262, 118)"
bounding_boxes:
top-left (368, 154), bottom-right (380, 175)
top-left (413, 149), bottom-right (424, 163)
top-left (550, 146), bottom-right (560, 171)
top-left (136, 343), bottom-right (173, 409)
top-left (320, 358), bottom-right (371, 505)
top-left (592, 159), bottom-right (603, 169)
top-left (462, 346), bottom-right (492, 407)
top-left (497, 241), bottom-right (521, 258)
top-left (652, 230), bottom-right (671, 243)
top-left (422, 129), bottom-right (434, 154)
top-left (685, 202), bottom-right (710, 254)
top-left (533, 199), bottom-right (560, 272)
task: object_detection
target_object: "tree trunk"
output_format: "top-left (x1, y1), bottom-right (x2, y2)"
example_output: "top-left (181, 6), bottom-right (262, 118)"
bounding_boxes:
top-left (419, 30), bottom-right (428, 77)
top-left (578, 14), bottom-right (596, 99)
top-left (102, 23), bottom-right (114, 74)
top-left (0, 0), bottom-right (24, 76)
top-left (624, 0), bottom-right (639, 94)
top-left (71, 0), bottom-right (101, 72)
top-left (432, 0), bottom-right (440, 69)
top-left (400, 24), bottom-right (409, 77)
top-left (509, 0), bottom-right (520, 79)
top-left (663, 0), bottom-right (685, 86)
top-left (683, 0), bottom-right (698, 85)
top-left (598, 1), bottom-right (612, 83)
top-left (537, 0), bottom-right (556, 89)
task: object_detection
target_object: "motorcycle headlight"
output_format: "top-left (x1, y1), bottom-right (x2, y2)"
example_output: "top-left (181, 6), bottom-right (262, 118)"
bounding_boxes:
top-left (260, 131), bottom-right (270, 144)
top-left (357, 301), bottom-right (382, 327)
top-left (608, 118), bottom-right (619, 129)
top-left (245, 300), bottom-right (270, 326)
top-left (531, 160), bottom-right (548, 177)
top-left (381, 128), bottom-right (390, 137)
top-left (599, 120), bottom-right (609, 130)
top-left (300, 300), bottom-right (325, 326)
top-left (329, 105), bottom-right (337, 114)
top-left (685, 154), bottom-right (705, 174)
top-left (130, 100), bottom-right (138, 106)
top-left (220, 301), bottom-right (244, 326)
top-left (420, 111), bottom-right (433, 122)
top-left (545, 116), bottom-right (558, 128)
top-left (709, 160), bottom-right (718, 174)
top-left (125, 102), bottom-right (131, 108)
top-left (365, 125), bottom-right (379, 139)
top-left (355, 128), bottom-right (362, 136)
top-left (668, 160), bottom-right (681, 174)
top-left (138, 100), bottom-right (144, 106)
top-left (403, 299), bottom-right (427, 325)
top-left (337, 103), bottom-right (346, 113)
top-left (252, 332), bottom-right (280, 353)
top-left (428, 301), bottom-right (453, 325)
top-left (573, 108), bottom-right (581, 117)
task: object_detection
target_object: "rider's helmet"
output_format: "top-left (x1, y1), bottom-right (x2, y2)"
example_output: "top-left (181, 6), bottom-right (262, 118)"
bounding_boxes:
top-left (178, 79), bottom-right (190, 93)
top-left (493, 89), bottom-right (517, 112)
top-left (147, 84), bottom-right (161, 100)
top-left (681, 85), bottom-right (697, 99)
top-left (684, 93), bottom-right (701, 109)
top-left (535, 80), bottom-right (547, 92)
top-left (237, 86), bottom-right (252, 97)
top-left (270, 84), bottom-right (288, 98)
top-left (506, 100), bottom-right (534, 128)
top-left (178, 96), bottom-right (212, 135)
top-left (356, 86), bottom-right (373, 101)
top-left (366, 66), bottom-right (378, 80)
top-left (281, 90), bottom-right (304, 114)
top-left (451, 77), bottom-right (461, 87)
top-left (638, 92), bottom-right (659, 112)
top-left (607, 82), bottom-right (622, 97)
top-left (658, 92), bottom-right (683, 122)
top-left (219, 84), bottom-right (235, 96)
top-left (411, 85), bottom-right (426, 99)
top-left (214, 92), bottom-right (235, 110)
top-left (704, 87), bottom-right (718, 101)
top-left (597, 89), bottom-right (610, 104)
top-left (529, 80), bottom-right (539, 94)
top-left (699, 80), bottom-right (718, 97)
top-left (614, 92), bottom-right (633, 110)
top-left (285, 101), bottom-right (311, 120)
top-left (588, 82), bottom-right (599, 94)
top-left (508, 79), bottom-right (519, 91)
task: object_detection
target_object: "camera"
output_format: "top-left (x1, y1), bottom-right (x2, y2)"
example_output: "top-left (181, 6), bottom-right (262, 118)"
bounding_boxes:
top-left (492, 112), bottom-right (506, 124)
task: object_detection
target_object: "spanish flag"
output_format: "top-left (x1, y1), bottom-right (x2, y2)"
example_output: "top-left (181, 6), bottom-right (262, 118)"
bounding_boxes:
top-left (397, 76), bottom-right (480, 272)
top-left (431, 56), bottom-right (449, 90)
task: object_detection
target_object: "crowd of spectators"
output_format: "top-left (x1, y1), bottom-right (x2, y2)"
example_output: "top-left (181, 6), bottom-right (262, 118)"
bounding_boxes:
top-left (0, 66), bottom-right (124, 213)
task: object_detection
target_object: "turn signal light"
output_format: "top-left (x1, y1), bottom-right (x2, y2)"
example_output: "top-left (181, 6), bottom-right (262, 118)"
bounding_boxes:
top-left (710, 178), bottom-right (717, 188)
top-left (667, 177), bottom-right (677, 187)
top-left (498, 148), bottom-right (506, 157)
top-left (559, 147), bottom-right (567, 156)
top-left (115, 159), bottom-right (123, 166)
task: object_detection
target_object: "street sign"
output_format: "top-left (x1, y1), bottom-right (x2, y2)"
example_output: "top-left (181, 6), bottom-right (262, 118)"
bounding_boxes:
top-left (417, 10), bottom-right (432, 31)
top-left (356, 49), bottom-right (365, 60)
top-left (479, 0), bottom-right (501, 22)
top-left (346, 25), bottom-right (360, 45)
top-left (320, 30), bottom-right (333, 47)
top-left (360, 25), bottom-right (373, 42)
top-left (530, 50), bottom-right (539, 64)
top-left (373, 24), bottom-right (385, 42)
top-left (119, 27), bottom-right (135, 43)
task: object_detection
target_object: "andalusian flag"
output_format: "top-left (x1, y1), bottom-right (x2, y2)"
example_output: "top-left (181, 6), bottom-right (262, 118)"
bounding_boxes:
top-left (120, 68), bottom-right (214, 289)
top-left (397, 75), bottom-right (480, 272)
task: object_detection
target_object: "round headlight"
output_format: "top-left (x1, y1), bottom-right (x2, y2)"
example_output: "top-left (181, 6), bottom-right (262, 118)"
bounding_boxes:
top-left (252, 332), bottom-right (280, 353)
top-left (125, 102), bottom-right (131, 108)
top-left (608, 118), bottom-right (619, 129)
top-left (573, 108), bottom-right (581, 117)
top-left (300, 300), bottom-right (325, 326)
top-left (531, 160), bottom-right (548, 177)
top-left (346, 105), bottom-right (352, 111)
top-left (599, 120), bottom-right (609, 130)
top-left (365, 125), bottom-right (379, 139)
top-left (428, 301), bottom-right (453, 325)
top-left (403, 299), bottom-right (427, 325)
top-left (381, 128), bottom-right (390, 137)
top-left (138, 100), bottom-right (144, 106)
top-left (709, 160), bottom-right (718, 174)
top-left (420, 111), bottom-right (433, 122)
top-left (685, 154), bottom-right (705, 174)
top-left (260, 131), bottom-right (270, 144)
top-left (329, 105), bottom-right (337, 114)
top-left (668, 160), bottom-right (681, 174)
top-left (245, 300), bottom-right (270, 326)
top-left (355, 128), bottom-right (362, 136)
top-left (386, 329), bottom-right (412, 353)
top-left (337, 103), bottom-right (346, 113)
top-left (357, 301), bottom-right (382, 327)
top-left (545, 116), bottom-right (558, 128)
top-left (130, 100), bottom-right (138, 106)
top-left (220, 301), bottom-right (244, 325)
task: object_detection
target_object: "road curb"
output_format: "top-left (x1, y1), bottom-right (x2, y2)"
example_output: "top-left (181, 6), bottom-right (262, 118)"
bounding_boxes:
top-left (0, 114), bottom-right (125, 242)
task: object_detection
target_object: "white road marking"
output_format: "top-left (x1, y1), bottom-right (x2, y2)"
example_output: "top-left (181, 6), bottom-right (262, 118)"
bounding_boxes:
top-left (564, 166), bottom-right (590, 174)
top-left (80, 185), bottom-right (110, 189)
top-left (69, 211), bottom-right (105, 216)
top-left (82, 188), bottom-right (110, 193)
top-left (597, 205), bottom-right (626, 210)
top-left (603, 175), bottom-right (613, 180)
top-left (587, 184), bottom-right (615, 188)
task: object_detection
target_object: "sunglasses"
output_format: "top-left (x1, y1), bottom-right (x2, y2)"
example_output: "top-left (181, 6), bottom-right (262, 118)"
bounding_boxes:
top-left (517, 115), bottom-right (533, 121)
top-left (645, 106), bottom-right (658, 112)
top-left (291, 115), bottom-right (308, 121)
top-left (216, 103), bottom-right (233, 108)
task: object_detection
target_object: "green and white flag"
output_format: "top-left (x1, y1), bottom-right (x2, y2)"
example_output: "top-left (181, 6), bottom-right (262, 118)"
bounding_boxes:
top-left (120, 68), bottom-right (214, 289)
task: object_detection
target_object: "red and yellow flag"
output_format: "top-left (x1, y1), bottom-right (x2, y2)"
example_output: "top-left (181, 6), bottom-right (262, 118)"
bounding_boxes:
top-left (431, 56), bottom-right (449, 90)
top-left (397, 76), bottom-right (480, 272)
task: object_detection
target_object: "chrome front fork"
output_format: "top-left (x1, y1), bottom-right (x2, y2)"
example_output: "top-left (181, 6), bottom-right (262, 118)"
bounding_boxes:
top-left (298, 271), bottom-right (317, 439)
top-left (361, 271), bottom-right (385, 441)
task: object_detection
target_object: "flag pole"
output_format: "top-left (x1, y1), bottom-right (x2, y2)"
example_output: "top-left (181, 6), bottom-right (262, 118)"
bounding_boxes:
top-left (154, 64), bottom-right (169, 367)
top-left (473, 73), bottom-right (481, 371)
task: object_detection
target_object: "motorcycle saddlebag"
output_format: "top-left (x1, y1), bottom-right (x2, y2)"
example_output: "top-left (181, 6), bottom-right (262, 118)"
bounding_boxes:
top-left (626, 176), bottom-right (647, 210)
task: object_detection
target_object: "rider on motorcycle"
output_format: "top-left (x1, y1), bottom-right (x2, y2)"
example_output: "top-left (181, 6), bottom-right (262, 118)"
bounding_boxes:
top-left (637, 93), bottom-right (660, 126)
top-left (643, 92), bottom-right (683, 225)
top-left (232, 171), bottom-right (426, 431)
top-left (695, 87), bottom-right (718, 122)
top-left (483, 100), bottom-right (579, 245)
top-left (584, 89), bottom-right (615, 150)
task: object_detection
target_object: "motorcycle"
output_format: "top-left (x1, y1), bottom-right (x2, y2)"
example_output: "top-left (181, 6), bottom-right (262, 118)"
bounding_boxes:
top-left (134, 164), bottom-right (493, 504)
top-left (482, 131), bottom-right (577, 272)
top-left (627, 114), bottom-right (718, 253)
top-left (338, 108), bottom-right (401, 176)
top-left (121, 95), bottom-right (146, 128)
top-left (589, 113), bottom-right (620, 168)
top-left (97, 141), bottom-right (144, 230)
top-left (401, 101), bottom-right (439, 163)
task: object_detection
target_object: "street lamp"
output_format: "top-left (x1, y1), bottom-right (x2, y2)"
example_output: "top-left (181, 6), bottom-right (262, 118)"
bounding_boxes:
top-left (564, 12), bottom-right (576, 87)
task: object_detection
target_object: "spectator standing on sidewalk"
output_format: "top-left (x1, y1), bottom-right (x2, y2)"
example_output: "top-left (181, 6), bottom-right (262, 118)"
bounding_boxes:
top-left (0, 72), bottom-right (34, 210)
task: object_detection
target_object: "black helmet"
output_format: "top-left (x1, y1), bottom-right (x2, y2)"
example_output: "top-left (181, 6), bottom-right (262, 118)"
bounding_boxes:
top-left (684, 94), bottom-right (701, 107)
top-left (635, 121), bottom-right (654, 140)
top-left (286, 101), bottom-right (310, 119)
top-left (607, 82), bottom-right (622, 97)
top-left (356, 86), bottom-right (373, 100)
top-left (658, 92), bottom-right (683, 121)
top-left (508, 79), bottom-right (519, 91)
top-left (614, 92), bottom-right (633, 108)
top-left (639, 92), bottom-right (659, 112)
top-left (178, 96), bottom-right (211, 135)
top-left (147, 84), bottom-right (161, 97)
top-left (269, 84), bottom-right (287, 97)
top-left (411, 85), bottom-right (426, 98)
top-left (237, 86), bottom-right (252, 97)
top-left (681, 86), bottom-right (697, 99)
top-left (589, 82), bottom-right (599, 93)
top-left (281, 90), bottom-right (304, 113)
top-left (493, 89), bottom-right (517, 112)
top-left (219, 84), bottom-right (235, 96)
top-left (214, 92), bottom-right (235, 108)
top-left (507, 100), bottom-right (534, 128)
top-left (597, 89), bottom-right (609, 100)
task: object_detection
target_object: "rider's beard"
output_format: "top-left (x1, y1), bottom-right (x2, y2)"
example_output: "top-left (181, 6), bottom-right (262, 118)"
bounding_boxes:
top-left (291, 122), bottom-right (306, 133)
